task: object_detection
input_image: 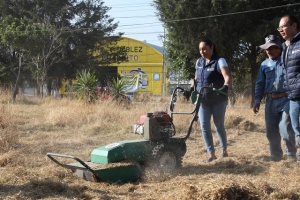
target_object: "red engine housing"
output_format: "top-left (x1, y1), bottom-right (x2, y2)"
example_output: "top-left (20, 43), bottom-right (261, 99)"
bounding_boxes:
top-left (141, 111), bottom-right (174, 140)
top-left (140, 111), bottom-right (171, 125)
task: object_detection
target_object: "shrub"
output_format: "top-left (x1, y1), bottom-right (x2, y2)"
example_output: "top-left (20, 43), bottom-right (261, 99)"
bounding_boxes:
top-left (74, 69), bottom-right (98, 103)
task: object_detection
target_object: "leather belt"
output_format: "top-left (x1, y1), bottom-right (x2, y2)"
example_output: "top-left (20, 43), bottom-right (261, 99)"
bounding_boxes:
top-left (267, 93), bottom-right (288, 99)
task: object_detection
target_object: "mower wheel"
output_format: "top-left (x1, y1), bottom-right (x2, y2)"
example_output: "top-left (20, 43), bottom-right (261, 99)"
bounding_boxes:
top-left (152, 144), bottom-right (182, 173)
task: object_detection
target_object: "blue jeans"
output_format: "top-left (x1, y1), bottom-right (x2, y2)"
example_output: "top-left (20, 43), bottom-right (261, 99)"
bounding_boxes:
top-left (199, 100), bottom-right (227, 154)
top-left (289, 100), bottom-right (300, 160)
top-left (265, 98), bottom-right (296, 158)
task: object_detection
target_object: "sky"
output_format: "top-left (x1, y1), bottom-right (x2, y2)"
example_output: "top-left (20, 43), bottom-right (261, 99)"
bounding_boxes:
top-left (105, 1), bottom-right (165, 47)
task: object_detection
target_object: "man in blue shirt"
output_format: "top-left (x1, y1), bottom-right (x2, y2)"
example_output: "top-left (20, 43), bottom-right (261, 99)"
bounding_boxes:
top-left (253, 35), bottom-right (296, 161)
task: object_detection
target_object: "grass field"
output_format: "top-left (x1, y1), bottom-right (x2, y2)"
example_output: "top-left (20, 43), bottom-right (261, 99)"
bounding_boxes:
top-left (0, 91), bottom-right (299, 200)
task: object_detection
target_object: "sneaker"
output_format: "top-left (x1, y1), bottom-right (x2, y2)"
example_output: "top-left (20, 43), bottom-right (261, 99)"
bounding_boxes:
top-left (221, 153), bottom-right (228, 158)
top-left (286, 155), bottom-right (297, 162)
top-left (270, 155), bottom-right (282, 162)
top-left (206, 157), bottom-right (217, 163)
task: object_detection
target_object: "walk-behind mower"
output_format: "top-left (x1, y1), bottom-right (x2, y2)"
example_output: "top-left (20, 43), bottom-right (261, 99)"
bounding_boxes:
top-left (47, 86), bottom-right (227, 183)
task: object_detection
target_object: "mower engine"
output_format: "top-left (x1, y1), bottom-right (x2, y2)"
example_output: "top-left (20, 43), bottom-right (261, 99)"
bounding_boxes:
top-left (134, 111), bottom-right (175, 140)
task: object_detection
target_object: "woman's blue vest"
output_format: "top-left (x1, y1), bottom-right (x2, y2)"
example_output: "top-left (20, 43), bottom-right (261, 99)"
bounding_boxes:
top-left (196, 54), bottom-right (227, 104)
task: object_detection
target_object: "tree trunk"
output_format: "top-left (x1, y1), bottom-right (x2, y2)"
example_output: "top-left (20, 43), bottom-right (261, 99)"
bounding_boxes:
top-left (12, 55), bottom-right (22, 101)
top-left (47, 78), bottom-right (53, 96)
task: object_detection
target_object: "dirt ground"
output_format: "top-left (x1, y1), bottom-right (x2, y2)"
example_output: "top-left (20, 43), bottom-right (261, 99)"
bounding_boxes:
top-left (0, 97), bottom-right (300, 200)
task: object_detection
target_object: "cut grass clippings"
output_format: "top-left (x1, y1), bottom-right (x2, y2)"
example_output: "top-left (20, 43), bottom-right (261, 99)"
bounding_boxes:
top-left (0, 94), bottom-right (299, 200)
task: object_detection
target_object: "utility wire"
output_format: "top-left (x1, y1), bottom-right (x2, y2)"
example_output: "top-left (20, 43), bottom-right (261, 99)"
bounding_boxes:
top-left (164, 3), bottom-right (300, 23)
top-left (117, 24), bottom-right (163, 30)
top-left (117, 3), bottom-right (300, 27)
top-left (104, 3), bottom-right (300, 25)
top-left (113, 15), bottom-right (156, 18)
top-left (124, 31), bottom-right (163, 35)
top-left (108, 8), bottom-right (155, 12)
top-left (105, 2), bottom-right (152, 7)
top-left (3, 3), bottom-right (300, 33)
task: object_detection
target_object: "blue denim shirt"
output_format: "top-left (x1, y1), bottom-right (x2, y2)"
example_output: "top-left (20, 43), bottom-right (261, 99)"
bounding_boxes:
top-left (254, 57), bottom-right (288, 110)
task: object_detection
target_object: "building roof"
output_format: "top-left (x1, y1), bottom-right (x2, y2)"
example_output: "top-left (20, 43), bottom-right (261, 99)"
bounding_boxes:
top-left (144, 42), bottom-right (164, 54)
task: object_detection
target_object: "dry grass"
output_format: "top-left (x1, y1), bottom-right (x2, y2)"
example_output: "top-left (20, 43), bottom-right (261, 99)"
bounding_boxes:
top-left (0, 94), bottom-right (299, 200)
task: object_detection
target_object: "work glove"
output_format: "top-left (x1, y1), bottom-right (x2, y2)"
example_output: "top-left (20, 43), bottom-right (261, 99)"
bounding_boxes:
top-left (253, 103), bottom-right (260, 114)
top-left (218, 85), bottom-right (228, 93)
top-left (183, 87), bottom-right (194, 101)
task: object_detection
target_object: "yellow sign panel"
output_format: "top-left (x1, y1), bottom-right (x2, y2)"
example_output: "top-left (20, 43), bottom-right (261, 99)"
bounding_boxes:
top-left (101, 37), bottom-right (164, 96)
top-left (59, 79), bottom-right (77, 96)
top-left (113, 38), bottom-right (163, 64)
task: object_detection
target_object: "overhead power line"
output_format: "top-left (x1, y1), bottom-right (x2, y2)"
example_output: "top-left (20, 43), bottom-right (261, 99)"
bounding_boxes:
top-left (3, 3), bottom-right (300, 33)
top-left (117, 3), bottom-right (300, 27)
top-left (105, 2), bottom-right (152, 7)
top-left (117, 21), bottom-right (162, 27)
top-left (108, 8), bottom-right (155, 12)
top-left (163, 3), bottom-right (300, 23)
top-left (117, 23), bottom-right (163, 30)
top-left (113, 15), bottom-right (156, 19)
top-left (111, 3), bottom-right (300, 26)
top-left (123, 31), bottom-right (163, 35)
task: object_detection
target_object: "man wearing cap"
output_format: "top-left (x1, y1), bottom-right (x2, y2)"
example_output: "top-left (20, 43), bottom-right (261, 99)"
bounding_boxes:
top-left (278, 14), bottom-right (300, 165)
top-left (253, 34), bottom-right (296, 161)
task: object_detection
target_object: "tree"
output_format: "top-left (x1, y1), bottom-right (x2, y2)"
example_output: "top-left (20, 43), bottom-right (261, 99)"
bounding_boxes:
top-left (30, 25), bottom-right (65, 96)
top-left (0, 0), bottom-right (124, 98)
top-left (0, 15), bottom-right (41, 100)
top-left (56, 0), bottom-right (126, 81)
top-left (153, 0), bottom-right (300, 106)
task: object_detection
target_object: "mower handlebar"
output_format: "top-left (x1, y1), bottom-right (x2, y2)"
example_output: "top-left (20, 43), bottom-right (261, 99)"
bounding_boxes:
top-left (46, 153), bottom-right (95, 173)
top-left (170, 85), bottom-right (225, 141)
top-left (213, 88), bottom-right (228, 96)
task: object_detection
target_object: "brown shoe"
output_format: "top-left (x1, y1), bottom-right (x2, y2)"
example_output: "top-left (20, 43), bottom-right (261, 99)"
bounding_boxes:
top-left (286, 155), bottom-right (297, 162)
top-left (221, 153), bottom-right (228, 158)
top-left (270, 155), bottom-right (282, 162)
top-left (206, 157), bottom-right (217, 163)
